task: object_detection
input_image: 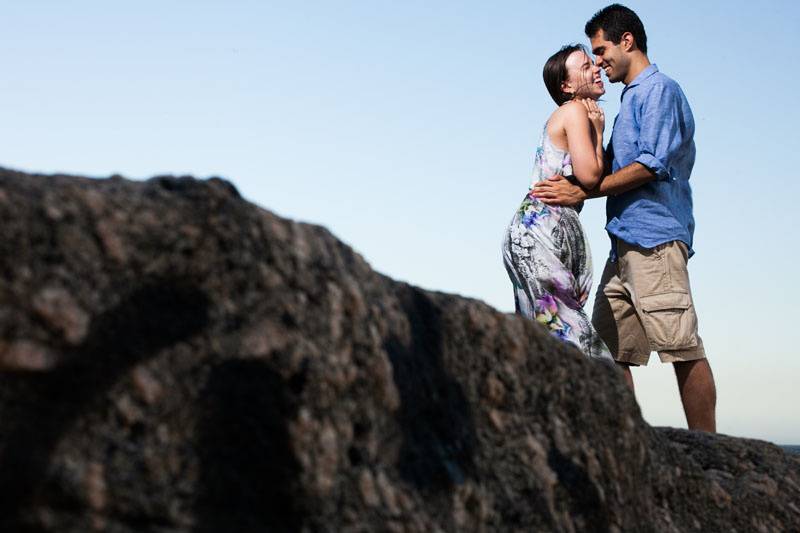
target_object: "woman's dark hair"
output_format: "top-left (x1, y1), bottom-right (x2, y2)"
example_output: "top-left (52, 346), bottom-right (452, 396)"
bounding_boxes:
top-left (584, 4), bottom-right (647, 54)
top-left (543, 44), bottom-right (585, 106)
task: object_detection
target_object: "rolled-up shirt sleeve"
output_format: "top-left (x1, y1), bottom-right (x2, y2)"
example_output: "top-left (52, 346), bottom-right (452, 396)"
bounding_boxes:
top-left (635, 82), bottom-right (685, 181)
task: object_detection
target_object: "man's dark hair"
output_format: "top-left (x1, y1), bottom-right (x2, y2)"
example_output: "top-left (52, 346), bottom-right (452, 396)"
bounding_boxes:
top-left (584, 4), bottom-right (647, 54)
top-left (542, 44), bottom-right (585, 106)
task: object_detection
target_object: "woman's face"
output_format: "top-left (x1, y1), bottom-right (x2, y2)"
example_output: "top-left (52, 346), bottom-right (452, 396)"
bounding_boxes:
top-left (563, 50), bottom-right (605, 100)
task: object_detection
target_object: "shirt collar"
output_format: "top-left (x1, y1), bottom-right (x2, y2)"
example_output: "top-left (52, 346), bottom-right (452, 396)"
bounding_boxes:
top-left (621, 63), bottom-right (659, 97)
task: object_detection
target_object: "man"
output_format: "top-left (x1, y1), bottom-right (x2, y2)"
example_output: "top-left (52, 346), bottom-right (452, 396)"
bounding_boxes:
top-left (533, 4), bottom-right (716, 432)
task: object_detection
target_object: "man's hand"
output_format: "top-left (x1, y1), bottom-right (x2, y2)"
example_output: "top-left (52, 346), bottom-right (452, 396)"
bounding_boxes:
top-left (532, 175), bottom-right (589, 206)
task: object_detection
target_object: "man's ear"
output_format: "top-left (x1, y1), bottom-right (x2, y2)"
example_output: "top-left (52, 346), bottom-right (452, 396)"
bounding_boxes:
top-left (620, 31), bottom-right (636, 52)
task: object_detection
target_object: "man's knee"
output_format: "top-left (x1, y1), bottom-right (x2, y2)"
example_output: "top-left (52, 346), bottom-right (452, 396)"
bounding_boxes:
top-left (673, 357), bottom-right (713, 375)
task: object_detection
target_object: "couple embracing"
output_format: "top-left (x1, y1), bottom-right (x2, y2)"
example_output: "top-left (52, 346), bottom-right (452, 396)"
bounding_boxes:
top-left (502, 4), bottom-right (716, 432)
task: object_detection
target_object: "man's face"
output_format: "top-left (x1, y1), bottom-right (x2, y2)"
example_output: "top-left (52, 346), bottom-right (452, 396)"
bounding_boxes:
top-left (590, 29), bottom-right (628, 83)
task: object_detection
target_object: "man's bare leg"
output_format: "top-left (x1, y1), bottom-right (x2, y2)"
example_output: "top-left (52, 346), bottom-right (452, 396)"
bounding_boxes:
top-left (674, 359), bottom-right (716, 432)
top-left (617, 362), bottom-right (635, 391)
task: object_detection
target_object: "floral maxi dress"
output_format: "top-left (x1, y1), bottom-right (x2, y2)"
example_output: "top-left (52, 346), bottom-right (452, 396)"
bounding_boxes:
top-left (501, 126), bottom-right (612, 361)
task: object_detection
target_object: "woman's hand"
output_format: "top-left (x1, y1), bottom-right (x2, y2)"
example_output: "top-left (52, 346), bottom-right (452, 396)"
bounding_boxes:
top-left (581, 99), bottom-right (604, 134)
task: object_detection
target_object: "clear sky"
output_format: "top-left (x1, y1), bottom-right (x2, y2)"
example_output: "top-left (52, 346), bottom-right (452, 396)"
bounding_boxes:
top-left (2, 1), bottom-right (799, 443)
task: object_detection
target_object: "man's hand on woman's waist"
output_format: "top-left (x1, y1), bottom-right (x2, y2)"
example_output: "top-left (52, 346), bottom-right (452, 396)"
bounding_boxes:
top-left (532, 175), bottom-right (588, 207)
top-left (533, 162), bottom-right (657, 206)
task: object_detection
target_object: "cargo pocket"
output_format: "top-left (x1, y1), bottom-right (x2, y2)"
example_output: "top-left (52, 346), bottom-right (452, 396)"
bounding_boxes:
top-left (639, 292), bottom-right (698, 351)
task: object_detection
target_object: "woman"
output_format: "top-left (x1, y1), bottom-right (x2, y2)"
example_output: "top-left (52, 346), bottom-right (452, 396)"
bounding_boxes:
top-left (501, 44), bottom-right (612, 360)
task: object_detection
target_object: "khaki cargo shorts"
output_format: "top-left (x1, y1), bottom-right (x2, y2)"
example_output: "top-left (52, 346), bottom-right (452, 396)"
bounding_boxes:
top-left (592, 239), bottom-right (705, 366)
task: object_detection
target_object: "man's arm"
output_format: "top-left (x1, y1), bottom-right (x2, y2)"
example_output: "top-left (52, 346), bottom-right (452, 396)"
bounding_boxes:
top-left (532, 162), bottom-right (656, 206)
top-left (590, 161), bottom-right (656, 197)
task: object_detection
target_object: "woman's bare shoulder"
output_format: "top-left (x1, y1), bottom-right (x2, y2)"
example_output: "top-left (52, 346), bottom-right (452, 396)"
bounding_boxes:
top-left (547, 101), bottom-right (586, 133)
top-left (559, 100), bottom-right (589, 121)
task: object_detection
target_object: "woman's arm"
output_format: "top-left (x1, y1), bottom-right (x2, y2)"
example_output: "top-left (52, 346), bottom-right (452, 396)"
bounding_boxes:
top-left (561, 102), bottom-right (603, 189)
top-left (583, 98), bottom-right (605, 176)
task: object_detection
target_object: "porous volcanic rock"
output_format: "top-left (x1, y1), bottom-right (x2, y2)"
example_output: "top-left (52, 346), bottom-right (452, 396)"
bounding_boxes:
top-left (0, 169), bottom-right (797, 532)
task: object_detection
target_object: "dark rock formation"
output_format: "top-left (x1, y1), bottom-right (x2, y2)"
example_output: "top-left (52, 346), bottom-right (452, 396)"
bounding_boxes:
top-left (0, 168), bottom-right (797, 532)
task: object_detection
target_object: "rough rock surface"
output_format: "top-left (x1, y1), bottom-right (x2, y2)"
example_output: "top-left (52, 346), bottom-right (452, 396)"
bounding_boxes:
top-left (0, 168), bottom-right (797, 532)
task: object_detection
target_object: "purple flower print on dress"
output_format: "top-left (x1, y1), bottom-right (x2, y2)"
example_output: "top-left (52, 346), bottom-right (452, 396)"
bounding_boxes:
top-left (519, 197), bottom-right (550, 228)
top-left (562, 153), bottom-right (574, 177)
top-left (550, 274), bottom-right (583, 309)
top-left (536, 293), bottom-right (558, 314)
top-left (554, 323), bottom-right (572, 340)
top-left (522, 212), bottom-right (537, 227)
top-left (534, 293), bottom-right (572, 342)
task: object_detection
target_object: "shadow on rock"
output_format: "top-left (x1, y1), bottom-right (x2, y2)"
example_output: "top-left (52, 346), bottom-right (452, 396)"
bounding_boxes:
top-left (193, 359), bottom-right (301, 533)
top-left (0, 280), bottom-right (209, 530)
top-left (384, 288), bottom-right (477, 493)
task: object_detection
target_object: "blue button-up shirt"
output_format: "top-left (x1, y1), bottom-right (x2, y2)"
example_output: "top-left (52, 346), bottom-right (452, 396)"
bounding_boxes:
top-left (606, 64), bottom-right (696, 258)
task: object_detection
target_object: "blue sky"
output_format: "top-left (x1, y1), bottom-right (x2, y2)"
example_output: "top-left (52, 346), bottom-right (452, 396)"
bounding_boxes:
top-left (2, 1), bottom-right (798, 443)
